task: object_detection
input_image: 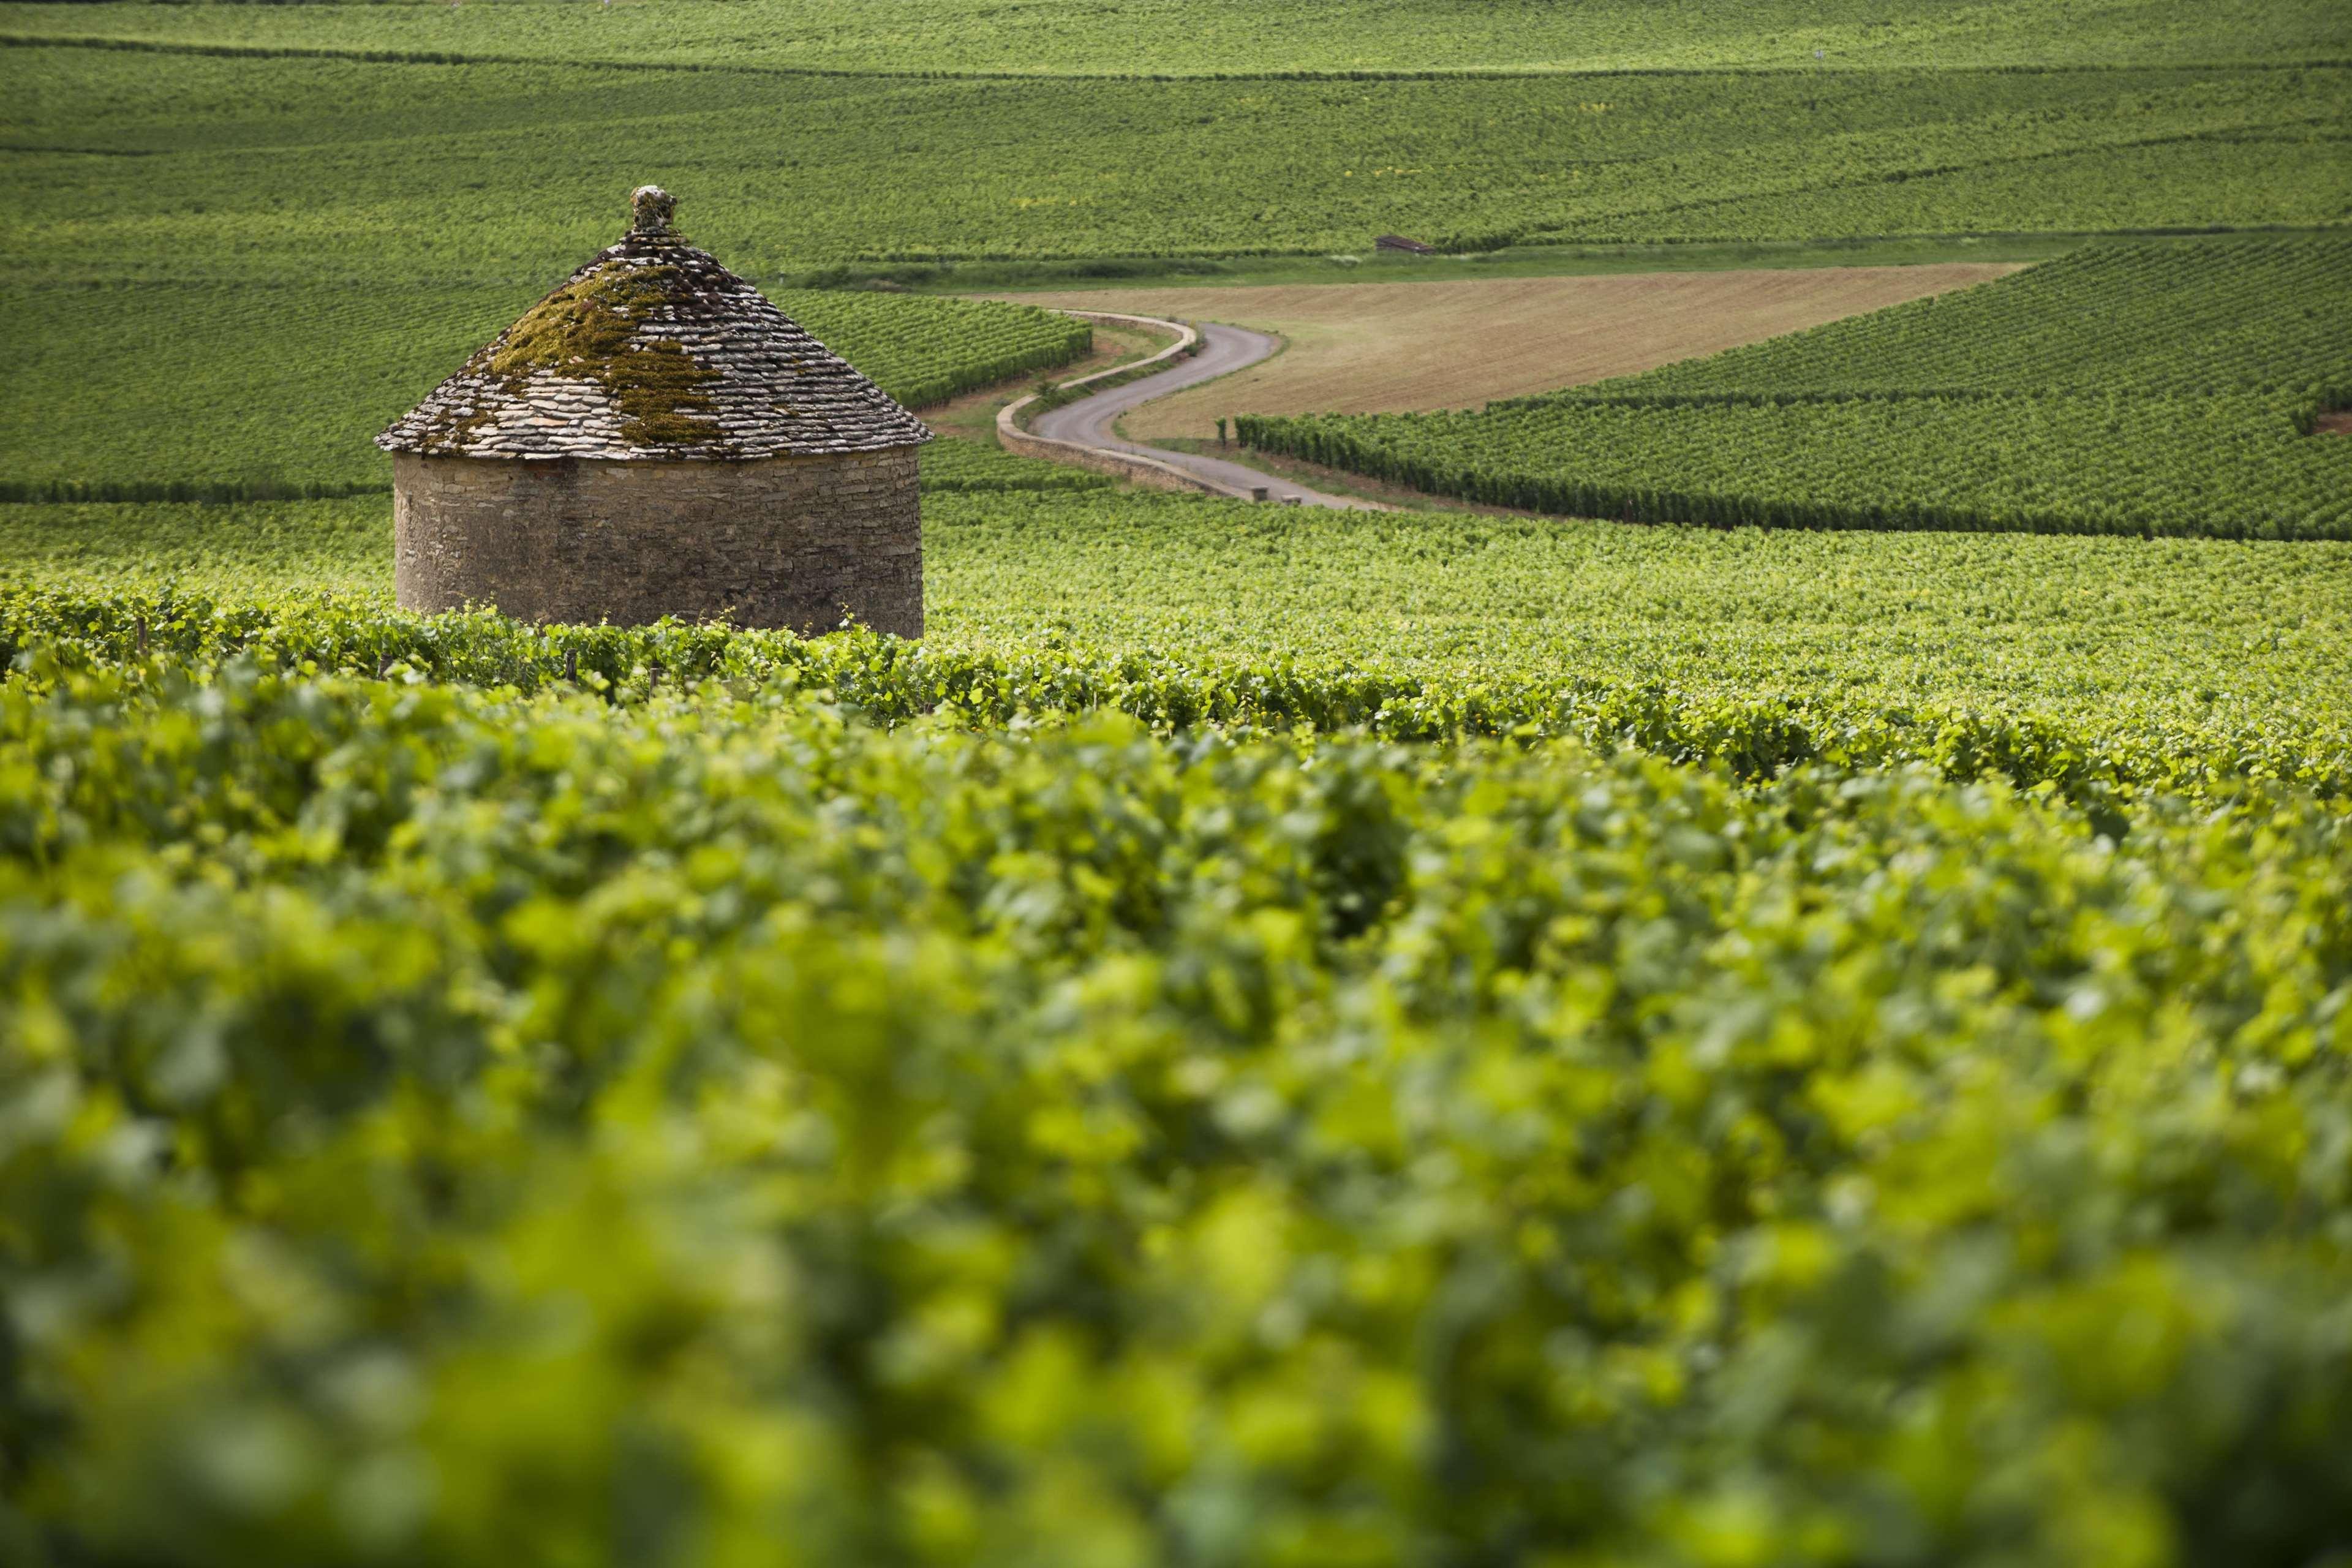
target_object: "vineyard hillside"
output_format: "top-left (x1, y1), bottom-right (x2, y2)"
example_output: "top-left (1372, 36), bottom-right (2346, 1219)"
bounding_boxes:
top-left (5, 0), bottom-right (2344, 75)
top-left (5, 2), bottom-right (2352, 1565)
top-left (1242, 236), bottom-right (2352, 537)
top-left (2, 283), bottom-right (1090, 500)
top-left (9, 47), bottom-right (2344, 280)
top-left (8, 26), bottom-right (2343, 502)
top-left (999, 264), bottom-right (2022, 439)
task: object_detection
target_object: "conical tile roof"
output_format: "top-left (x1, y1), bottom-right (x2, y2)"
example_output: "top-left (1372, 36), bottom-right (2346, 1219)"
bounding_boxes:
top-left (379, 187), bottom-right (931, 461)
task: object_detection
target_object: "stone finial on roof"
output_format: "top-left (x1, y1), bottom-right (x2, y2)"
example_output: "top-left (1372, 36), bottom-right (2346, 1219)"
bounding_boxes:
top-left (630, 184), bottom-right (677, 236)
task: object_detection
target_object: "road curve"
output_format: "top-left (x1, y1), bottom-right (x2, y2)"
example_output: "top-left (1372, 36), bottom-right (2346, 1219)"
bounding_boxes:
top-left (1029, 321), bottom-right (1381, 510)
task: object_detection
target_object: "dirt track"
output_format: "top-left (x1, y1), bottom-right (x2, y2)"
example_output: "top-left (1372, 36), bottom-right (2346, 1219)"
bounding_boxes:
top-left (996, 264), bottom-right (2022, 439)
top-left (1027, 321), bottom-right (1377, 509)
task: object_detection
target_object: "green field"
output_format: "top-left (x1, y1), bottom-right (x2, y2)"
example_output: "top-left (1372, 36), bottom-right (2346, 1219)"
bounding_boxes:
top-left (1242, 236), bottom-right (2352, 537)
top-left (9, 46), bottom-right (2345, 283)
top-left (1577, 238), bottom-right (2352, 399)
top-left (6, 0), bottom-right (2346, 75)
top-left (7, 491), bottom-right (2348, 796)
top-left (2, 282), bottom-right (1091, 498)
top-left (8, 31), bottom-right (2345, 500)
top-left (9, 13), bottom-right (2346, 502)
top-left (6, 2), bottom-right (2352, 1564)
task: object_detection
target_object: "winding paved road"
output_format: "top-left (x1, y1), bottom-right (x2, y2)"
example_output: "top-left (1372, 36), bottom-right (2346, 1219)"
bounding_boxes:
top-left (1029, 322), bottom-right (1381, 510)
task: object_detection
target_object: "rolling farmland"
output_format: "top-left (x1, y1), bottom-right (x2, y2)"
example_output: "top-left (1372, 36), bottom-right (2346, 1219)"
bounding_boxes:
top-left (4, 2), bottom-right (2351, 1564)
top-left (6, 0), bottom-right (2345, 75)
top-left (8, 46), bottom-right (2345, 281)
top-left (1242, 236), bottom-right (2352, 537)
top-left (2, 282), bottom-right (1091, 499)
top-left (6, 31), bottom-right (2342, 499)
top-left (1001, 265), bottom-right (2022, 439)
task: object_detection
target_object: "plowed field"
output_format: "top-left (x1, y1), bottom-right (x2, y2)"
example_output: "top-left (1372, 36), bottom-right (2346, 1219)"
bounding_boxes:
top-left (993, 264), bottom-right (2022, 439)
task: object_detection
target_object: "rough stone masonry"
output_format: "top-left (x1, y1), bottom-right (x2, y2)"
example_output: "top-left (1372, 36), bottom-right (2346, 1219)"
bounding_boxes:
top-left (391, 447), bottom-right (922, 637)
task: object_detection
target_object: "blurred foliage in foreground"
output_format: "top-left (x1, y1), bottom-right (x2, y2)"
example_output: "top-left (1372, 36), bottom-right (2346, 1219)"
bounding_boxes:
top-left (2, 619), bottom-right (2350, 1566)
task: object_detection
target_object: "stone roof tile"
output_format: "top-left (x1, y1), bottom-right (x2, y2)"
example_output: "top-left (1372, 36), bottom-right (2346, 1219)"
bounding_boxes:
top-left (379, 186), bottom-right (931, 461)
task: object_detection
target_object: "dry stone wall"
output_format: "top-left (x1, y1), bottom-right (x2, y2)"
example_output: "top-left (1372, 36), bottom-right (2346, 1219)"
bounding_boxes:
top-left (391, 448), bottom-right (922, 637)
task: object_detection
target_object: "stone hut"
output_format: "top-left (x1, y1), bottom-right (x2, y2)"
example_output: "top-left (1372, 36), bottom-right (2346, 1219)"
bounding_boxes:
top-left (377, 186), bottom-right (930, 636)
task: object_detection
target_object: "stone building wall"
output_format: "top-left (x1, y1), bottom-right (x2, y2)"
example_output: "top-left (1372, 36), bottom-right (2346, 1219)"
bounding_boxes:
top-left (391, 447), bottom-right (923, 637)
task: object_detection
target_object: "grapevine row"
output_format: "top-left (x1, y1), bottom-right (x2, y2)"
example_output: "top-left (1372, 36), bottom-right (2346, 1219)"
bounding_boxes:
top-left (1251, 236), bottom-right (2352, 540)
top-left (4, 641), bottom-right (2348, 1564)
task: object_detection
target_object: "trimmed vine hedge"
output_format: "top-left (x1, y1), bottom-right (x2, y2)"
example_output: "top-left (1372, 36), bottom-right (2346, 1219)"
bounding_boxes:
top-left (2, 586), bottom-right (2345, 805)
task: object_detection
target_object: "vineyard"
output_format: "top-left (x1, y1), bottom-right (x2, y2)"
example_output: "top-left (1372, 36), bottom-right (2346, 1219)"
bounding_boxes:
top-left (4, 502), bottom-right (2346, 799)
top-left (1240, 393), bottom-right (2352, 538)
top-left (1542, 238), bottom-right (2352, 403)
top-left (917, 439), bottom-right (1117, 494)
top-left (1, 282), bottom-right (1090, 500)
top-left (10, 47), bottom-right (2346, 285)
top-left (2, 612), bottom-right (2349, 1565)
top-left (1240, 237), bottom-right (2352, 538)
top-left (8, 0), bottom-right (2346, 75)
top-left (6, 1), bottom-right (2352, 1562)
top-left (10, 35), bottom-right (2343, 506)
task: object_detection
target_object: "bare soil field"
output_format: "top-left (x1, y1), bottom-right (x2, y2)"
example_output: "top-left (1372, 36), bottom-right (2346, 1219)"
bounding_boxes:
top-left (987, 265), bottom-right (2022, 439)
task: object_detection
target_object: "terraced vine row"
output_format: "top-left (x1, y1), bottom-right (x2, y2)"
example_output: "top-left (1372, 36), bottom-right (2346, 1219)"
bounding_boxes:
top-left (7, 488), bottom-right (2346, 788)
top-left (4, 582), bottom-right (2345, 805)
top-left (1240, 393), bottom-right (2351, 540)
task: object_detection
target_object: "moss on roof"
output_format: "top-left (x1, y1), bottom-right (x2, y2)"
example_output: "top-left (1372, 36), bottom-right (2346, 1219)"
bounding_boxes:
top-left (487, 263), bottom-right (722, 450)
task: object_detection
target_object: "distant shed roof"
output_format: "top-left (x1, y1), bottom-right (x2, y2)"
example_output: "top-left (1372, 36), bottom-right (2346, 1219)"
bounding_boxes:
top-left (379, 186), bottom-right (931, 462)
